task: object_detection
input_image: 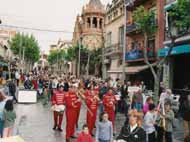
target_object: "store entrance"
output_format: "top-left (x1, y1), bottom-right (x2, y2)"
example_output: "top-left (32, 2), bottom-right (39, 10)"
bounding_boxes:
top-left (173, 54), bottom-right (190, 90)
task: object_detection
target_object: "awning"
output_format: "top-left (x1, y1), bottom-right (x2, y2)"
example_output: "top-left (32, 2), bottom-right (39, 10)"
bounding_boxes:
top-left (125, 64), bottom-right (155, 74)
top-left (158, 44), bottom-right (190, 57)
top-left (164, 1), bottom-right (177, 11)
top-left (107, 64), bottom-right (156, 75)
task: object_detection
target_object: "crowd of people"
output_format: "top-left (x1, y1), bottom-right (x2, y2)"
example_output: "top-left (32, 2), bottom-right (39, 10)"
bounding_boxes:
top-left (0, 69), bottom-right (190, 142)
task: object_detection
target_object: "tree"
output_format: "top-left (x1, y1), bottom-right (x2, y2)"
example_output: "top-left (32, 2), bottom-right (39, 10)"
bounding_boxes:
top-left (133, 0), bottom-right (190, 101)
top-left (9, 33), bottom-right (40, 70)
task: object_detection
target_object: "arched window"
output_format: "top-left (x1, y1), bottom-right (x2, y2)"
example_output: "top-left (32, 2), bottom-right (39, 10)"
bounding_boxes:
top-left (92, 17), bottom-right (97, 28)
top-left (87, 17), bottom-right (91, 28)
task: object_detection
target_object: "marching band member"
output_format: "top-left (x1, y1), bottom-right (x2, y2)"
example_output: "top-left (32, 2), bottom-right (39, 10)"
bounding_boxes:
top-left (51, 85), bottom-right (65, 132)
top-left (65, 85), bottom-right (81, 141)
top-left (76, 81), bottom-right (85, 128)
top-left (86, 85), bottom-right (100, 135)
top-left (103, 88), bottom-right (117, 128)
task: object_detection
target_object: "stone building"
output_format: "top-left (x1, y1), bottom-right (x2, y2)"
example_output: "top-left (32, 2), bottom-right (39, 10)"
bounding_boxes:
top-left (72, 0), bottom-right (106, 50)
top-left (103, 0), bottom-right (125, 79)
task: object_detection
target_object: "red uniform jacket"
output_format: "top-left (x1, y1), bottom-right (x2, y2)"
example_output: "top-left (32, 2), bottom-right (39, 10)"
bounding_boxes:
top-left (51, 90), bottom-right (65, 105)
top-left (103, 93), bottom-right (117, 111)
top-left (77, 132), bottom-right (94, 142)
top-left (64, 91), bottom-right (80, 109)
top-left (86, 94), bottom-right (99, 110)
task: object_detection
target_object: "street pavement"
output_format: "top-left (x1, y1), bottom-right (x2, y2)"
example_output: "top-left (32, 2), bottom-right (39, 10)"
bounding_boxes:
top-left (14, 103), bottom-right (184, 142)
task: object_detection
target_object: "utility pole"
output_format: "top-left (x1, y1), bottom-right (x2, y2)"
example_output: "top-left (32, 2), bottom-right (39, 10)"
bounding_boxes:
top-left (122, 1), bottom-right (127, 85)
top-left (77, 36), bottom-right (82, 78)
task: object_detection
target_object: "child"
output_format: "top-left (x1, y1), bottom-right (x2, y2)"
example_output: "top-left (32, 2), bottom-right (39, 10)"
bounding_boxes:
top-left (3, 100), bottom-right (16, 138)
top-left (156, 101), bottom-right (174, 142)
top-left (143, 103), bottom-right (156, 142)
top-left (77, 124), bottom-right (94, 142)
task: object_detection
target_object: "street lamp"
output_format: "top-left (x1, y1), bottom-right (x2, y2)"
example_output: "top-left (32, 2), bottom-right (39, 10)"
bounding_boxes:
top-left (77, 36), bottom-right (82, 78)
top-left (122, 1), bottom-right (127, 84)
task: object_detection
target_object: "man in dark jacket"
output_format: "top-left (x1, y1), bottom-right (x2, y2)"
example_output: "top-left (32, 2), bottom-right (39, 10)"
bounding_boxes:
top-left (8, 80), bottom-right (17, 102)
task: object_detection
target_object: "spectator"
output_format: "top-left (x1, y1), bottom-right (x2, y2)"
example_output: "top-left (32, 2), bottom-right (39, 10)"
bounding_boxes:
top-left (8, 80), bottom-right (17, 103)
top-left (132, 89), bottom-right (143, 112)
top-left (143, 103), bottom-right (156, 142)
top-left (77, 124), bottom-right (94, 142)
top-left (3, 100), bottom-right (16, 138)
top-left (156, 101), bottom-right (175, 142)
top-left (0, 92), bottom-right (6, 137)
top-left (24, 77), bottom-right (33, 90)
top-left (96, 112), bottom-right (113, 142)
top-left (143, 97), bottom-right (153, 114)
top-left (116, 109), bottom-right (146, 142)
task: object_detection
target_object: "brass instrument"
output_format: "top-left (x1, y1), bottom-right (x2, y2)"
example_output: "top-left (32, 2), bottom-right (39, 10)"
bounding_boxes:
top-left (77, 89), bottom-right (93, 116)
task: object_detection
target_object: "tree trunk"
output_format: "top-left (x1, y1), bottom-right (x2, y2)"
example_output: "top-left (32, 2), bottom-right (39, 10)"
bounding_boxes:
top-left (143, 33), bottom-right (159, 101)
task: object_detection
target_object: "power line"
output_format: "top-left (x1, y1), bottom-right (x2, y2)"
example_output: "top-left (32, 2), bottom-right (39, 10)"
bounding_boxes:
top-left (0, 24), bottom-right (73, 34)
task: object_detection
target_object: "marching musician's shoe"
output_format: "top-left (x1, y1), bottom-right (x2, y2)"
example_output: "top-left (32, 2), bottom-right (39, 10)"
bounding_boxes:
top-left (53, 126), bottom-right (57, 130)
top-left (57, 128), bottom-right (63, 132)
top-left (66, 138), bottom-right (70, 142)
top-left (70, 136), bottom-right (77, 139)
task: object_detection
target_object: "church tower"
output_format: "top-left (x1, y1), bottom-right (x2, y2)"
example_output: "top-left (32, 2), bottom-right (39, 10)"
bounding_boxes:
top-left (72, 0), bottom-right (105, 50)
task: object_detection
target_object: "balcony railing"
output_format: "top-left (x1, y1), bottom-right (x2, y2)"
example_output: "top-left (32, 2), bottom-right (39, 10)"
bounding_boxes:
top-left (104, 43), bottom-right (123, 56)
top-left (126, 23), bottom-right (140, 35)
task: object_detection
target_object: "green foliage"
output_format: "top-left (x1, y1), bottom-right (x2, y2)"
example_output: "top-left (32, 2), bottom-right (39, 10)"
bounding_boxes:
top-left (9, 33), bottom-right (40, 63)
top-left (168, 0), bottom-right (190, 33)
top-left (133, 6), bottom-right (157, 35)
top-left (48, 49), bottom-right (66, 65)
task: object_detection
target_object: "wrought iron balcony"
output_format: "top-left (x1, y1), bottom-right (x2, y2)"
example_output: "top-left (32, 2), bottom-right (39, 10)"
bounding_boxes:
top-left (126, 23), bottom-right (140, 35)
top-left (104, 43), bottom-right (123, 56)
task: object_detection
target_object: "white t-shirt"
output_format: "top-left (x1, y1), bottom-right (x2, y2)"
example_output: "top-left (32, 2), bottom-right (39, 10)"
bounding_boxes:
top-left (143, 111), bottom-right (156, 134)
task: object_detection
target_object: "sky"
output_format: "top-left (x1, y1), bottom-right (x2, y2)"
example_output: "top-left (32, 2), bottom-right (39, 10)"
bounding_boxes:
top-left (0, 0), bottom-right (111, 54)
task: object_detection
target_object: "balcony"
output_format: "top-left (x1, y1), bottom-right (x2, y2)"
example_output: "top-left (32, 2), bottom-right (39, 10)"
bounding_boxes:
top-left (126, 23), bottom-right (140, 35)
top-left (164, 27), bottom-right (190, 45)
top-left (104, 43), bottom-right (123, 56)
top-left (126, 42), bottom-right (155, 61)
top-left (126, 0), bottom-right (147, 11)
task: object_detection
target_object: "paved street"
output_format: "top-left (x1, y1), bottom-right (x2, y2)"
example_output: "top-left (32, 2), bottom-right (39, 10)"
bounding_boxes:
top-left (14, 102), bottom-right (184, 142)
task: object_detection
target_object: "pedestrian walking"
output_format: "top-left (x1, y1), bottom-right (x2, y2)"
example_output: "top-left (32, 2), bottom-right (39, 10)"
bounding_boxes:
top-left (2, 100), bottom-right (16, 138)
top-left (77, 124), bottom-right (94, 142)
top-left (0, 92), bottom-right (6, 137)
top-left (116, 109), bottom-right (146, 142)
top-left (103, 88), bottom-right (117, 129)
top-left (96, 112), bottom-right (113, 142)
top-left (51, 85), bottom-right (65, 131)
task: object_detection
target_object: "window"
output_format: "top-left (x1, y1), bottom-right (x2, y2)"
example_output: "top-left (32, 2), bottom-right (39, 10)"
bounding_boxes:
top-left (92, 17), bottom-right (97, 28)
top-left (87, 17), bottom-right (91, 28)
top-left (107, 32), bottom-right (112, 47)
top-left (99, 19), bottom-right (103, 29)
top-left (119, 26), bottom-right (124, 50)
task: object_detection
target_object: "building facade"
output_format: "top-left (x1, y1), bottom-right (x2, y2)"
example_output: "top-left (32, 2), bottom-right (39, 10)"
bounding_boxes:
top-left (125, 0), bottom-right (164, 88)
top-left (72, 0), bottom-right (105, 50)
top-left (158, 0), bottom-right (190, 91)
top-left (103, 0), bottom-right (125, 79)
